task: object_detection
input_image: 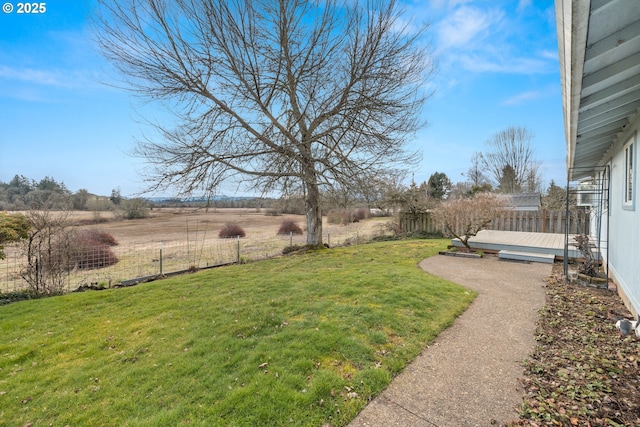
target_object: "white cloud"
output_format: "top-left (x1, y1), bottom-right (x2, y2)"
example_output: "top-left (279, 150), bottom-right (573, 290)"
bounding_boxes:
top-left (430, 2), bottom-right (558, 78)
top-left (539, 49), bottom-right (559, 60)
top-left (428, 0), bottom-right (473, 10)
top-left (501, 84), bottom-right (560, 106)
top-left (517, 0), bottom-right (532, 13)
top-left (0, 65), bottom-right (70, 87)
top-left (435, 6), bottom-right (505, 52)
top-left (501, 90), bottom-right (543, 105)
top-left (0, 63), bottom-right (104, 93)
top-left (459, 53), bottom-right (552, 74)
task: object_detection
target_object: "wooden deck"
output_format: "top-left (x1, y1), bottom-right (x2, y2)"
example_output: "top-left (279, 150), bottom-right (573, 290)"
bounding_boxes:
top-left (451, 230), bottom-right (583, 260)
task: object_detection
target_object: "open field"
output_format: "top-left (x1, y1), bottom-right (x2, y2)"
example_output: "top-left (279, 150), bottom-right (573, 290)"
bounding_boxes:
top-left (1, 209), bottom-right (394, 293)
top-left (0, 239), bottom-right (473, 426)
top-left (65, 208), bottom-right (390, 246)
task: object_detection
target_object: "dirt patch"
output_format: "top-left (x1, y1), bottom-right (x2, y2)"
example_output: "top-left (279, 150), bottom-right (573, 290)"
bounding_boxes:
top-left (511, 264), bottom-right (640, 426)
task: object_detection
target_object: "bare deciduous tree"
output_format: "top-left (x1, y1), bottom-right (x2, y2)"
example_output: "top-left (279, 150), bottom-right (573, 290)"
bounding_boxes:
top-left (482, 126), bottom-right (541, 194)
top-left (467, 151), bottom-right (488, 187)
top-left (432, 192), bottom-right (507, 251)
top-left (93, 0), bottom-right (433, 246)
top-left (21, 210), bottom-right (73, 295)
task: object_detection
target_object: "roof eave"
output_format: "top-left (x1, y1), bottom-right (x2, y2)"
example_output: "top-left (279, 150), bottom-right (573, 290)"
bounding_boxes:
top-left (556, 0), bottom-right (591, 181)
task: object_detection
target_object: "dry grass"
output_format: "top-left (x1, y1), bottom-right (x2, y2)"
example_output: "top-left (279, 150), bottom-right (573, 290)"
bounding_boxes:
top-left (72, 208), bottom-right (388, 246)
top-left (1, 209), bottom-right (394, 292)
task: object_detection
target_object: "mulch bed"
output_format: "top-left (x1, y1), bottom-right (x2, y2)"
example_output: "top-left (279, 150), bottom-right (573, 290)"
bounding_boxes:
top-left (509, 264), bottom-right (640, 426)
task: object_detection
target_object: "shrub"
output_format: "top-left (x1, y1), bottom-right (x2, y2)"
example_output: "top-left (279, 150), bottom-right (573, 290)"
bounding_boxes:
top-left (277, 220), bottom-right (303, 235)
top-left (70, 230), bottom-right (119, 270)
top-left (0, 289), bottom-right (42, 306)
top-left (375, 220), bottom-right (403, 238)
top-left (327, 210), bottom-right (347, 225)
top-left (354, 208), bottom-right (369, 221)
top-left (68, 229), bottom-right (119, 270)
top-left (119, 198), bottom-right (150, 220)
top-left (0, 212), bottom-right (30, 260)
top-left (219, 222), bottom-right (246, 238)
top-left (73, 243), bottom-right (119, 270)
top-left (78, 229), bottom-right (119, 246)
top-left (327, 208), bottom-right (369, 225)
top-left (327, 209), bottom-right (355, 225)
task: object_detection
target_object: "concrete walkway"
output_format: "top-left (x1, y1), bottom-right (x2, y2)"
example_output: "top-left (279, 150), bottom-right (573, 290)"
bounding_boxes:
top-left (349, 255), bottom-right (551, 427)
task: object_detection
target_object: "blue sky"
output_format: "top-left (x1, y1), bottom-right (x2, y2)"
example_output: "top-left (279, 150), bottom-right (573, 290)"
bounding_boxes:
top-left (0, 0), bottom-right (565, 197)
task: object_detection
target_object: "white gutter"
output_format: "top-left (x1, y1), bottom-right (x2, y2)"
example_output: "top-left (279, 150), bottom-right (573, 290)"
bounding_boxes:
top-left (555, 0), bottom-right (591, 180)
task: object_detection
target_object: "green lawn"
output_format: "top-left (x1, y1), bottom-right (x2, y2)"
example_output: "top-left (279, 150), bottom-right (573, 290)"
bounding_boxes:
top-left (0, 239), bottom-right (475, 426)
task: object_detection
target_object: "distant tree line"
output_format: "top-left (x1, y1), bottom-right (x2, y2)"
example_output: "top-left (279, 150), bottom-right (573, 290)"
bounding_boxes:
top-left (0, 176), bottom-right (150, 219)
top-left (0, 168), bottom-right (573, 218)
top-left (0, 175), bottom-right (95, 211)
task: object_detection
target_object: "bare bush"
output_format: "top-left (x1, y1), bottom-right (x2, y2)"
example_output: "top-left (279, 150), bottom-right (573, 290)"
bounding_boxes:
top-left (72, 243), bottom-right (119, 270)
top-left (78, 229), bottom-right (119, 247)
top-left (72, 230), bottom-right (119, 270)
top-left (354, 208), bottom-right (370, 222)
top-left (20, 213), bottom-right (121, 295)
top-left (327, 210), bottom-right (349, 225)
top-left (432, 193), bottom-right (507, 251)
top-left (573, 234), bottom-right (598, 277)
top-left (277, 220), bottom-right (303, 236)
top-left (327, 209), bottom-right (364, 225)
top-left (20, 210), bottom-right (73, 295)
top-left (377, 221), bottom-right (403, 237)
top-left (219, 223), bottom-right (246, 239)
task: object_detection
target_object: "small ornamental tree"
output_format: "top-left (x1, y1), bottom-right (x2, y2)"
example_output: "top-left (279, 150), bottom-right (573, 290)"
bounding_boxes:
top-left (433, 193), bottom-right (506, 251)
top-left (573, 234), bottom-right (598, 277)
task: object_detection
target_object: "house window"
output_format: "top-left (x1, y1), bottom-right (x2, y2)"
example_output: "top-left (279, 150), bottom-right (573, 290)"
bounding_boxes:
top-left (624, 137), bottom-right (635, 209)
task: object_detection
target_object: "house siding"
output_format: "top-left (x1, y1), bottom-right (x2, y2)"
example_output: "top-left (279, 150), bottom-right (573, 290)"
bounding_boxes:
top-left (601, 118), bottom-right (640, 316)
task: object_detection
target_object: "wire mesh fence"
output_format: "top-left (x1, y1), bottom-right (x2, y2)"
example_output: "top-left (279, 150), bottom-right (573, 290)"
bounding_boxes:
top-left (1, 224), bottom-right (375, 294)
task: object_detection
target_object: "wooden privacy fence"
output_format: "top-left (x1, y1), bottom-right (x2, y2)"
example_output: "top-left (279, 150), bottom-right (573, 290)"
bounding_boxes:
top-left (400, 209), bottom-right (590, 235)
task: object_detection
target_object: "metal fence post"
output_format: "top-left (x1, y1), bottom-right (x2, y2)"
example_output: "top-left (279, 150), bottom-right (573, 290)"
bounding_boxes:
top-left (159, 242), bottom-right (163, 276)
top-left (327, 232), bottom-right (331, 247)
top-left (237, 236), bottom-right (240, 264)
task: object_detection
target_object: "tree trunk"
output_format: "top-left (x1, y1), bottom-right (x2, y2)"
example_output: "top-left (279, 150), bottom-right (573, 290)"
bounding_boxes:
top-left (304, 180), bottom-right (323, 247)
